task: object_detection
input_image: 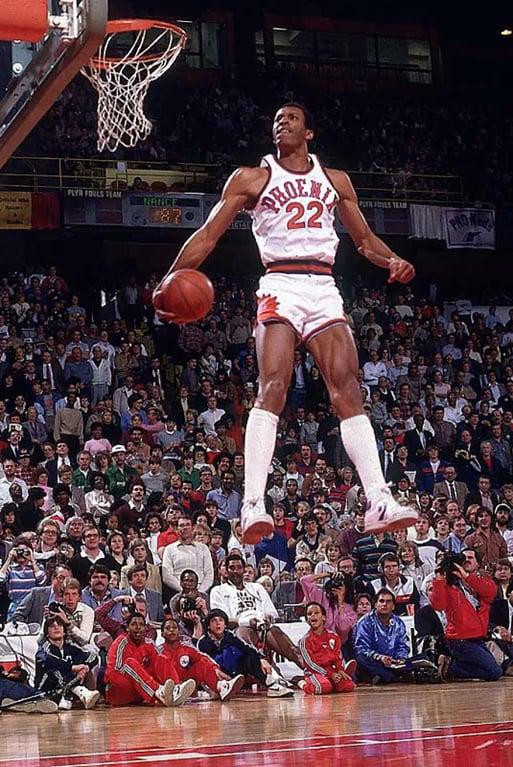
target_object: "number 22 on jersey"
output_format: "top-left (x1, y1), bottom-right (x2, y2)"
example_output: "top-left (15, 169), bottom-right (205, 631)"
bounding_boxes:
top-left (286, 200), bottom-right (323, 230)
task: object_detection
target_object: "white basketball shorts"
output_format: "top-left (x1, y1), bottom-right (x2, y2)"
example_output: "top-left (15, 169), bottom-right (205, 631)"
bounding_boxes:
top-left (256, 272), bottom-right (346, 343)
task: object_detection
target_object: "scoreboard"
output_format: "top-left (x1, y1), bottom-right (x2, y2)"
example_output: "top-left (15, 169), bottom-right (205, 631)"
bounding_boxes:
top-left (63, 190), bottom-right (204, 228)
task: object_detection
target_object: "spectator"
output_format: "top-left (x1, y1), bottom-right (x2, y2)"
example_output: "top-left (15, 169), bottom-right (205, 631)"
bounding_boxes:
top-left (161, 514), bottom-right (214, 593)
top-left (431, 548), bottom-right (502, 681)
top-left (297, 602), bottom-right (355, 695)
top-left (197, 609), bottom-right (292, 698)
top-left (301, 571), bottom-right (358, 646)
top-left (35, 615), bottom-right (99, 709)
top-left (464, 507), bottom-right (508, 569)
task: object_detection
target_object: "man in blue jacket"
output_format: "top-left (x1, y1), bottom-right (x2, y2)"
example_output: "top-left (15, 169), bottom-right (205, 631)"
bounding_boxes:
top-left (354, 589), bottom-right (435, 683)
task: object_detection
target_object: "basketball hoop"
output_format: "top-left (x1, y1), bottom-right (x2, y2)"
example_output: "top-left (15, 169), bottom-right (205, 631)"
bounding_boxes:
top-left (81, 19), bottom-right (187, 152)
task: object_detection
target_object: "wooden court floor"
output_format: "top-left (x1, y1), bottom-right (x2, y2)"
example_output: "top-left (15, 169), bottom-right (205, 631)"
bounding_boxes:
top-left (3, 680), bottom-right (513, 767)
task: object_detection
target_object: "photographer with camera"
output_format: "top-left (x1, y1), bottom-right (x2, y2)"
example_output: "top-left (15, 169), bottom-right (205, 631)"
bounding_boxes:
top-left (0, 537), bottom-right (46, 619)
top-left (169, 569), bottom-right (209, 621)
top-left (44, 578), bottom-right (95, 648)
top-left (430, 548), bottom-right (502, 681)
top-left (95, 594), bottom-right (157, 640)
top-left (300, 571), bottom-right (357, 649)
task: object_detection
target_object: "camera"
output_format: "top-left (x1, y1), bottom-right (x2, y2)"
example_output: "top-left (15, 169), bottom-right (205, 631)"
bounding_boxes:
top-left (15, 547), bottom-right (29, 557)
top-left (180, 596), bottom-right (198, 613)
top-left (325, 573), bottom-right (346, 595)
top-left (436, 551), bottom-right (466, 586)
top-left (47, 602), bottom-right (68, 614)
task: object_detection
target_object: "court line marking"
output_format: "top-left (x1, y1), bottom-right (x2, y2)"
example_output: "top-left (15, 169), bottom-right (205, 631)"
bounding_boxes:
top-left (3, 718), bottom-right (513, 765)
top-left (18, 727), bottom-right (513, 767)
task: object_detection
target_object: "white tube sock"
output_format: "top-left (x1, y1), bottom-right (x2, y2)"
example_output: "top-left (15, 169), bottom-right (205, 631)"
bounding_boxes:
top-left (339, 414), bottom-right (387, 494)
top-left (243, 407), bottom-right (279, 505)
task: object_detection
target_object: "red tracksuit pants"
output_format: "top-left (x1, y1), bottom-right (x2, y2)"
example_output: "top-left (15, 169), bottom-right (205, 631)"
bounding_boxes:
top-left (155, 654), bottom-right (219, 694)
top-left (303, 672), bottom-right (355, 695)
top-left (107, 660), bottom-right (161, 707)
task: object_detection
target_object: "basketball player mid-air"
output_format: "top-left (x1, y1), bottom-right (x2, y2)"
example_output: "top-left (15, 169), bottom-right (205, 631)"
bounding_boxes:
top-left (154, 103), bottom-right (418, 544)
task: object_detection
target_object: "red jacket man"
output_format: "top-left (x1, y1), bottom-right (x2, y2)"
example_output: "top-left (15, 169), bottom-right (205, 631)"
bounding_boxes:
top-left (105, 613), bottom-right (195, 707)
top-left (431, 568), bottom-right (496, 639)
top-left (430, 550), bottom-right (502, 682)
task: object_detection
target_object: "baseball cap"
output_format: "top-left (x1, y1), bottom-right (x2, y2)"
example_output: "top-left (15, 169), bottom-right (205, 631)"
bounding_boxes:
top-left (111, 444), bottom-right (126, 454)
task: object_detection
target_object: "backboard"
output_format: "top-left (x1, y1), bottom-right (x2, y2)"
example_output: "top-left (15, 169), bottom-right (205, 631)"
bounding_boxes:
top-left (0, 0), bottom-right (107, 169)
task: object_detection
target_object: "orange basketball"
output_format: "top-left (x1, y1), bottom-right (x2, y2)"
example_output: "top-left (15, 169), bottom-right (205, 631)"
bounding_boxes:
top-left (153, 269), bottom-right (214, 323)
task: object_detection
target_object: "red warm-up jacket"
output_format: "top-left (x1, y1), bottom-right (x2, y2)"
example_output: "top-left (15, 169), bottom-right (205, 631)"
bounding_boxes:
top-left (430, 573), bottom-right (497, 640)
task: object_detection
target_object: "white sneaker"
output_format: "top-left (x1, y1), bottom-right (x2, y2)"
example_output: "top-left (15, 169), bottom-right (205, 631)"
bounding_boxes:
top-left (241, 500), bottom-right (274, 544)
top-left (3, 697), bottom-right (58, 714)
top-left (266, 682), bottom-right (294, 698)
top-left (58, 696), bottom-right (73, 710)
top-left (365, 488), bottom-right (418, 533)
top-left (217, 674), bottom-right (245, 701)
top-left (172, 679), bottom-right (196, 706)
top-left (72, 685), bottom-right (100, 710)
top-left (155, 679), bottom-right (175, 707)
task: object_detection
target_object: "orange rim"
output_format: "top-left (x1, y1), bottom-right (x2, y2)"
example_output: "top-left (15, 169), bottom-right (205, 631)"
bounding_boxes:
top-left (89, 18), bottom-right (187, 69)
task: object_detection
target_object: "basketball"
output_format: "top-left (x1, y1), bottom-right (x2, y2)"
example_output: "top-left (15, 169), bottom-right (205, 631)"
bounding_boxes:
top-left (153, 269), bottom-right (214, 323)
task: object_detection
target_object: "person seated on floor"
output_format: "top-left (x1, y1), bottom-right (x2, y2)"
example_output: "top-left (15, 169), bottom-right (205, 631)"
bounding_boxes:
top-left (197, 609), bottom-right (293, 698)
top-left (487, 579), bottom-right (513, 676)
top-left (430, 548), bottom-right (502, 682)
top-left (414, 576), bottom-right (450, 674)
top-left (354, 589), bottom-right (436, 683)
top-left (155, 617), bottom-right (244, 701)
top-left (105, 612), bottom-right (195, 708)
top-left (0, 664), bottom-right (58, 714)
top-left (35, 615), bottom-right (100, 710)
top-left (297, 602), bottom-right (355, 696)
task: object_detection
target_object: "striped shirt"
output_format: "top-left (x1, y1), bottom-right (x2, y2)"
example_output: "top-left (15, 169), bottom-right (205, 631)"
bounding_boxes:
top-left (0, 563), bottom-right (46, 604)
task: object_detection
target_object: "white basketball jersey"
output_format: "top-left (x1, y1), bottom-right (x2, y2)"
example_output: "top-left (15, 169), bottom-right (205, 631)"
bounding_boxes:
top-left (249, 153), bottom-right (340, 266)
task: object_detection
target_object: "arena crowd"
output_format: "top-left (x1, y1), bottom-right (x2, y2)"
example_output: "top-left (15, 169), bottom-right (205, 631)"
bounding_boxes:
top-left (1, 263), bottom-right (513, 712)
top-left (26, 75), bottom-right (513, 204)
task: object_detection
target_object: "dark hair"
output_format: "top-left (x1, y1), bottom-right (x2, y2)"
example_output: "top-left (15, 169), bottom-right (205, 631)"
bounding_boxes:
top-left (305, 600), bottom-right (326, 617)
top-left (126, 563), bottom-right (147, 580)
top-left (88, 563), bottom-right (110, 579)
top-left (325, 573), bottom-right (355, 606)
top-left (180, 569), bottom-right (198, 583)
top-left (126, 611), bottom-right (146, 625)
top-left (43, 615), bottom-right (66, 635)
top-left (375, 587), bottom-right (396, 605)
top-left (225, 553), bottom-right (245, 568)
top-left (278, 102), bottom-right (315, 131)
top-left (379, 553), bottom-right (400, 570)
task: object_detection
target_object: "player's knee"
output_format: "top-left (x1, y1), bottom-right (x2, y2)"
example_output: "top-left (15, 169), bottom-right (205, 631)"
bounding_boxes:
top-left (257, 377), bottom-right (288, 411)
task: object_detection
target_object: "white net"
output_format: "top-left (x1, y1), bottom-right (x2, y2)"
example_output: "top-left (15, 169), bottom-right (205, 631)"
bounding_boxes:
top-left (81, 22), bottom-right (186, 152)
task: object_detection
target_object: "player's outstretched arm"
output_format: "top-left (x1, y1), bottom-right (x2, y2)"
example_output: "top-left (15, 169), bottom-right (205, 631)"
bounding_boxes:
top-left (333, 170), bottom-right (415, 284)
top-left (157, 167), bottom-right (260, 286)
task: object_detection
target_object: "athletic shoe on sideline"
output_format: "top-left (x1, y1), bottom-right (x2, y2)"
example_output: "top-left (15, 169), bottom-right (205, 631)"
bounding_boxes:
top-left (155, 679), bottom-right (175, 707)
top-left (365, 489), bottom-right (418, 533)
top-left (218, 674), bottom-right (245, 701)
top-left (266, 683), bottom-right (294, 698)
top-left (3, 697), bottom-right (58, 714)
top-left (241, 501), bottom-right (274, 544)
top-left (172, 679), bottom-right (196, 706)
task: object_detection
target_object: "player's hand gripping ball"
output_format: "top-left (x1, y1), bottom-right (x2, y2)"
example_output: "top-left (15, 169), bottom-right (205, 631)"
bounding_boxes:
top-left (153, 269), bottom-right (214, 324)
